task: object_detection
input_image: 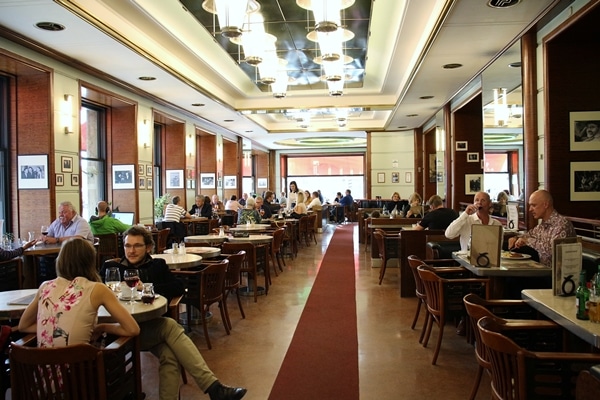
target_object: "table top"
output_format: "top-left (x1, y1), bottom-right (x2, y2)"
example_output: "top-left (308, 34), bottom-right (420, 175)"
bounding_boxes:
top-left (151, 253), bottom-right (203, 269)
top-left (0, 288), bottom-right (167, 323)
top-left (368, 224), bottom-right (414, 229)
top-left (164, 246), bottom-right (221, 258)
top-left (181, 217), bottom-right (209, 223)
top-left (452, 252), bottom-right (551, 277)
top-left (184, 234), bottom-right (228, 243)
top-left (522, 289), bottom-right (600, 348)
top-left (227, 234), bottom-right (274, 244)
top-left (23, 243), bottom-right (62, 256)
top-left (229, 224), bottom-right (272, 232)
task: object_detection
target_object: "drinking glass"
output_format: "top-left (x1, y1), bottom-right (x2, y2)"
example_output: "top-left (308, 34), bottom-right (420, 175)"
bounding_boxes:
top-left (105, 267), bottom-right (121, 293)
top-left (123, 269), bottom-right (140, 305)
top-left (40, 225), bottom-right (49, 236)
top-left (141, 283), bottom-right (155, 304)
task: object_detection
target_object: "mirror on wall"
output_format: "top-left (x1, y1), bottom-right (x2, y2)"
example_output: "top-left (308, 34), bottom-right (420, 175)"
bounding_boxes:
top-left (481, 41), bottom-right (524, 202)
top-left (435, 109), bottom-right (446, 200)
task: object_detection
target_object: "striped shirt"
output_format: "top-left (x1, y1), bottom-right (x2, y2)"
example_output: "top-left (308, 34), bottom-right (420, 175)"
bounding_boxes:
top-left (163, 204), bottom-right (186, 222)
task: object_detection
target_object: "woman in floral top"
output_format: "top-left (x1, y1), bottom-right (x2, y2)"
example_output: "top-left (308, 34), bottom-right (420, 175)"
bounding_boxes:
top-left (18, 238), bottom-right (139, 347)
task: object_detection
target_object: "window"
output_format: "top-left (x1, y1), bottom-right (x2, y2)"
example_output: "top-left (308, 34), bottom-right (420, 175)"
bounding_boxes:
top-left (80, 102), bottom-right (106, 219)
top-left (483, 151), bottom-right (520, 200)
top-left (152, 123), bottom-right (163, 197)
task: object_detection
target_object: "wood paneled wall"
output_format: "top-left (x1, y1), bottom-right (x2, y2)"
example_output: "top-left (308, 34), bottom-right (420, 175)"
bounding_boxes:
top-left (423, 127), bottom-right (436, 201)
top-left (109, 105), bottom-right (138, 213)
top-left (223, 139), bottom-right (238, 199)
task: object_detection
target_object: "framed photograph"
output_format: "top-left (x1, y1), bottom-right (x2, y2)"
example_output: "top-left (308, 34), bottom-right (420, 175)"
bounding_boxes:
top-left (217, 178), bottom-right (222, 189)
top-left (456, 141), bottom-right (468, 151)
top-left (428, 153), bottom-right (437, 183)
top-left (166, 169), bottom-right (184, 189)
top-left (391, 172), bottom-right (399, 183)
top-left (146, 178), bottom-right (153, 190)
top-left (18, 155), bottom-right (49, 189)
top-left (570, 111), bottom-right (600, 151)
top-left (138, 164), bottom-right (144, 176)
top-left (405, 172), bottom-right (412, 183)
top-left (200, 173), bottom-right (216, 189)
top-left (112, 164), bottom-right (135, 189)
top-left (467, 152), bottom-right (479, 162)
top-left (61, 156), bottom-right (73, 172)
top-left (139, 177), bottom-right (145, 189)
top-left (377, 172), bottom-right (385, 183)
top-left (224, 175), bottom-right (237, 189)
top-left (55, 173), bottom-right (64, 186)
top-left (465, 174), bottom-right (483, 195)
top-left (71, 174), bottom-right (79, 186)
top-left (146, 165), bottom-right (153, 176)
top-left (570, 161), bottom-right (600, 201)
top-left (257, 178), bottom-right (268, 188)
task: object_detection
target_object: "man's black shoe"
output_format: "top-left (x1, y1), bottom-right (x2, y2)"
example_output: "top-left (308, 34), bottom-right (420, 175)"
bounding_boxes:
top-left (207, 381), bottom-right (247, 400)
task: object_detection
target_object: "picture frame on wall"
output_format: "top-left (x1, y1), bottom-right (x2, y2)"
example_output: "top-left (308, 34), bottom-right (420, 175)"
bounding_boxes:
top-left (377, 172), bottom-right (385, 183)
top-left (465, 174), bottom-right (483, 195)
top-left (55, 173), bottom-right (64, 186)
top-left (405, 172), bottom-right (412, 183)
top-left (428, 153), bottom-right (437, 183)
top-left (139, 177), bottom-right (145, 189)
top-left (257, 178), bottom-right (268, 188)
top-left (146, 165), bottom-right (153, 176)
top-left (200, 173), bottom-right (216, 189)
top-left (17, 155), bottom-right (49, 189)
top-left (61, 156), bottom-right (73, 172)
top-left (146, 178), bottom-right (153, 190)
top-left (112, 164), bottom-right (135, 189)
top-left (570, 111), bottom-right (600, 151)
top-left (224, 175), bottom-right (237, 189)
top-left (138, 164), bottom-right (144, 176)
top-left (165, 169), bottom-right (184, 189)
top-left (71, 174), bottom-right (79, 186)
top-left (391, 172), bottom-right (399, 183)
top-left (456, 141), bottom-right (468, 151)
top-left (570, 161), bottom-right (600, 201)
top-left (467, 152), bottom-right (479, 162)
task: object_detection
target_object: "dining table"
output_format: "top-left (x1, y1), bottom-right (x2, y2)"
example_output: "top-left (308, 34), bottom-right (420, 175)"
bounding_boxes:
top-left (164, 246), bottom-right (221, 258)
top-left (22, 243), bottom-right (63, 288)
top-left (453, 251), bottom-right (551, 298)
top-left (0, 288), bottom-right (168, 324)
top-left (184, 234), bottom-right (228, 246)
top-left (151, 253), bottom-right (203, 270)
top-left (522, 288), bottom-right (600, 348)
top-left (228, 224), bottom-right (272, 233)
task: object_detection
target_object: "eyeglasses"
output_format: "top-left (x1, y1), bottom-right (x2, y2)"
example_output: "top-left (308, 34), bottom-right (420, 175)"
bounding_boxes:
top-left (124, 244), bottom-right (146, 250)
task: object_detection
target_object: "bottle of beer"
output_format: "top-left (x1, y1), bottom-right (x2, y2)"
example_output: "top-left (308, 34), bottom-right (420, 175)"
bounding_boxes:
top-left (576, 271), bottom-right (590, 320)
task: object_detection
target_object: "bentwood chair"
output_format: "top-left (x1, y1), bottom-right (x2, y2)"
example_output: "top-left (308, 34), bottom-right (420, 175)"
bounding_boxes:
top-left (417, 265), bottom-right (490, 365)
top-left (576, 367), bottom-right (600, 400)
top-left (156, 228), bottom-right (170, 254)
top-left (307, 213), bottom-right (318, 245)
top-left (373, 229), bottom-right (400, 285)
top-left (477, 316), bottom-right (600, 400)
top-left (222, 251), bottom-right (246, 330)
top-left (10, 333), bottom-right (142, 400)
top-left (222, 242), bottom-right (268, 303)
top-left (0, 258), bottom-right (23, 291)
top-left (298, 216), bottom-right (310, 247)
top-left (94, 233), bottom-right (119, 271)
top-left (270, 228), bottom-right (286, 273)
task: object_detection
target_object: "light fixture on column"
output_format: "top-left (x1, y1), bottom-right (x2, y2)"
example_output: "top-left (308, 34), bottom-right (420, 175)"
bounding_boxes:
top-left (202, 0), bottom-right (260, 38)
top-left (493, 88), bottom-right (508, 127)
top-left (297, 0), bottom-right (355, 33)
top-left (63, 94), bottom-right (74, 134)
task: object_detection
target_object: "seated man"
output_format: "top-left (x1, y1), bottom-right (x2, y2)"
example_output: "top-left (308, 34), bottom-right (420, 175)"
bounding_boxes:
top-left (43, 201), bottom-right (94, 244)
top-left (90, 201), bottom-right (131, 235)
top-left (413, 195), bottom-right (458, 231)
top-left (100, 226), bottom-right (247, 400)
top-left (337, 189), bottom-right (354, 222)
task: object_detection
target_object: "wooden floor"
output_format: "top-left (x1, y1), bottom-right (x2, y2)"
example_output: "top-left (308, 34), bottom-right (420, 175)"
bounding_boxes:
top-left (140, 223), bottom-right (491, 399)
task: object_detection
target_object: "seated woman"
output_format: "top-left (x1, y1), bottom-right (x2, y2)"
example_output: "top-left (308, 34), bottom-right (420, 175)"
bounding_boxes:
top-left (386, 192), bottom-right (408, 216)
top-left (225, 195), bottom-right (243, 215)
top-left (292, 192), bottom-right (308, 219)
top-left (404, 192), bottom-right (423, 218)
top-left (492, 191), bottom-right (509, 217)
top-left (18, 238), bottom-right (139, 347)
top-left (238, 197), bottom-right (262, 224)
top-left (307, 191), bottom-right (322, 210)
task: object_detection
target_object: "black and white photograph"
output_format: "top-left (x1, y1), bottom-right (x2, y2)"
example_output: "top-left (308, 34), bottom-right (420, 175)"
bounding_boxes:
top-left (467, 152), bottom-right (479, 162)
top-left (456, 141), bottom-right (468, 151)
top-left (428, 154), bottom-right (437, 183)
top-left (55, 173), bottom-right (64, 187)
top-left (200, 173), bottom-right (215, 189)
top-left (139, 177), bottom-right (145, 189)
top-left (391, 172), bottom-right (399, 183)
top-left (146, 178), bottom-right (152, 190)
top-left (71, 174), bottom-right (79, 186)
top-left (112, 164), bottom-right (135, 189)
top-left (61, 156), bottom-right (73, 172)
top-left (224, 175), bottom-right (237, 189)
top-left (257, 178), bottom-right (268, 188)
top-left (166, 169), bottom-right (184, 189)
top-left (17, 155), bottom-right (48, 189)
top-left (138, 164), bottom-right (145, 176)
top-left (570, 111), bottom-right (600, 151)
top-left (146, 165), bottom-right (153, 176)
top-left (570, 162), bottom-right (600, 201)
top-left (465, 174), bottom-right (483, 195)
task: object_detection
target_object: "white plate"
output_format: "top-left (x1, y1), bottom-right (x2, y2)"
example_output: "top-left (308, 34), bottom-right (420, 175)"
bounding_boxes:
top-left (501, 252), bottom-right (532, 260)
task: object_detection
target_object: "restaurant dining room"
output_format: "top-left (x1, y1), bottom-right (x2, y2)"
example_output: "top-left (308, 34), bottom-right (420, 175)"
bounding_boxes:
top-left (1, 0), bottom-right (600, 399)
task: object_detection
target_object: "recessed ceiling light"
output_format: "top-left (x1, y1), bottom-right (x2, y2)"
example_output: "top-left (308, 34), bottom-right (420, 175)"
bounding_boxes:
top-left (406, 114), bottom-right (418, 117)
top-left (245, 130), bottom-right (253, 133)
top-left (442, 63), bottom-right (463, 69)
top-left (191, 103), bottom-right (205, 107)
top-left (419, 95), bottom-right (434, 100)
top-left (397, 126), bottom-right (407, 129)
top-left (35, 22), bottom-right (65, 31)
top-left (138, 76), bottom-right (156, 81)
top-left (508, 62), bottom-right (522, 68)
top-left (224, 119), bottom-right (234, 122)
top-left (488, 0), bottom-right (520, 8)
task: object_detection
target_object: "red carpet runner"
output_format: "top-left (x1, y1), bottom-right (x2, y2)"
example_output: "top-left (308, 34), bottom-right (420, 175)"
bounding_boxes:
top-left (268, 226), bottom-right (359, 400)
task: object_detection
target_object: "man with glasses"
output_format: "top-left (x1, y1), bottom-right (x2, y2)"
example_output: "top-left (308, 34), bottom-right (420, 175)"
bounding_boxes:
top-left (100, 226), bottom-right (247, 400)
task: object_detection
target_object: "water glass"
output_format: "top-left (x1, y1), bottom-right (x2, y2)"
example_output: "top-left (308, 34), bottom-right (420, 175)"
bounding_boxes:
top-left (105, 267), bottom-right (121, 293)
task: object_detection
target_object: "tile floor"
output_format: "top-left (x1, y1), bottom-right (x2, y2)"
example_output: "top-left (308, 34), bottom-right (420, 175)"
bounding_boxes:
top-left (140, 223), bottom-right (491, 399)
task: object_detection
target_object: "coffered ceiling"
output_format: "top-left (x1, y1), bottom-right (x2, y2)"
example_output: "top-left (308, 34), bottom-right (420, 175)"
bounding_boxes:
top-left (0, 0), bottom-right (563, 150)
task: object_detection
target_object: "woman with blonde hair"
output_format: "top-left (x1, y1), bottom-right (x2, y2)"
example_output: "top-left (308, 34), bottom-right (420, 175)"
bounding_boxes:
top-left (292, 191), bottom-right (308, 218)
top-left (404, 192), bottom-right (424, 218)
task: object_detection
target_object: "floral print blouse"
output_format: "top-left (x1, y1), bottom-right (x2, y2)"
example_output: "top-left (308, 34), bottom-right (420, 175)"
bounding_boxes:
top-left (522, 210), bottom-right (576, 267)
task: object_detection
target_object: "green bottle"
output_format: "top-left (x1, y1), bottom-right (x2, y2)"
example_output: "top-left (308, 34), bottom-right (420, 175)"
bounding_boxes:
top-left (576, 271), bottom-right (590, 320)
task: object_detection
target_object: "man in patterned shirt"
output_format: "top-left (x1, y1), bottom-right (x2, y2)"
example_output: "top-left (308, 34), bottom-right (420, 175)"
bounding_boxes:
top-left (508, 190), bottom-right (575, 267)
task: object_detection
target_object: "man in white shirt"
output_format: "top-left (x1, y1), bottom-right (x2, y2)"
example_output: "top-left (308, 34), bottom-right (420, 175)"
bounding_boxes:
top-left (444, 191), bottom-right (502, 251)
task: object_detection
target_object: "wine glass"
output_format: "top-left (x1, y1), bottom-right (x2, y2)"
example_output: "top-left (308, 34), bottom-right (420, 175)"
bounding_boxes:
top-left (105, 267), bottom-right (121, 294)
top-left (123, 269), bottom-right (140, 305)
top-left (40, 225), bottom-right (49, 245)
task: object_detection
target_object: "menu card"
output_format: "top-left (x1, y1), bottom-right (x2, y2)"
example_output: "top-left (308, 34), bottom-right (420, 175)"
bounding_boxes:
top-left (469, 225), bottom-right (503, 268)
top-left (506, 204), bottom-right (519, 230)
top-left (552, 238), bottom-right (581, 296)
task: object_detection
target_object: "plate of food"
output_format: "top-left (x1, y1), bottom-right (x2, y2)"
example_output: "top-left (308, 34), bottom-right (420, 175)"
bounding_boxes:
top-left (501, 251), bottom-right (531, 260)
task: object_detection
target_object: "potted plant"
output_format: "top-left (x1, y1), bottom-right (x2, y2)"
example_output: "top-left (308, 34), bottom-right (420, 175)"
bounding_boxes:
top-left (154, 193), bottom-right (171, 222)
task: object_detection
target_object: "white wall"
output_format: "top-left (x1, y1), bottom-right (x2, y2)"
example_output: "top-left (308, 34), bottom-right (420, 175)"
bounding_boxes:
top-left (370, 131), bottom-right (415, 199)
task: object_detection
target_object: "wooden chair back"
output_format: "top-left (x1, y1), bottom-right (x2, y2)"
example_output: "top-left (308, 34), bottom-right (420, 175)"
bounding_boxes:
top-left (0, 258), bottom-right (23, 291)
top-left (94, 233), bottom-right (119, 271)
top-left (156, 228), bottom-right (170, 254)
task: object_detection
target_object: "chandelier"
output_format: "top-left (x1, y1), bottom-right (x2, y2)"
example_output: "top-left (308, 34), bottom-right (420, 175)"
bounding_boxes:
top-left (201, 0), bottom-right (260, 38)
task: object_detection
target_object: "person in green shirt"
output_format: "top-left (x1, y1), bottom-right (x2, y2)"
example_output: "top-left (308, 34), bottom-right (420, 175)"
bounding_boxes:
top-left (89, 201), bottom-right (131, 235)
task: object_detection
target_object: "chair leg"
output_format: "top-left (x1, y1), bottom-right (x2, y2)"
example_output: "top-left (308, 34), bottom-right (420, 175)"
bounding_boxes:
top-left (431, 323), bottom-right (444, 365)
top-left (235, 289), bottom-right (245, 319)
top-left (422, 314), bottom-right (433, 347)
top-left (222, 292), bottom-right (233, 330)
top-left (410, 300), bottom-right (422, 330)
top-left (418, 311), bottom-right (430, 344)
top-left (279, 251), bottom-right (286, 268)
top-left (468, 365), bottom-right (484, 400)
top-left (201, 306), bottom-right (212, 350)
top-left (218, 301), bottom-right (230, 335)
top-left (378, 259), bottom-right (388, 285)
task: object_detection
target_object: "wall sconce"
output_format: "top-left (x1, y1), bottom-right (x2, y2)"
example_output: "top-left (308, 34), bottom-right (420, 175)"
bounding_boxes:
top-left (392, 160), bottom-right (398, 168)
top-left (141, 119), bottom-right (150, 148)
top-left (63, 94), bottom-right (73, 134)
